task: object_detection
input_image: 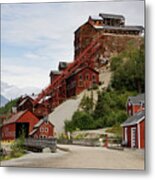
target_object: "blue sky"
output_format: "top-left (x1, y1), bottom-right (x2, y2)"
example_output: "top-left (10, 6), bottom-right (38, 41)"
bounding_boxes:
top-left (1, 1), bottom-right (144, 92)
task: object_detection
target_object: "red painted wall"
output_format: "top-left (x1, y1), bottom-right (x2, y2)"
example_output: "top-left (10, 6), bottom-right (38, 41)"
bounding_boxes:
top-left (66, 67), bottom-right (99, 98)
top-left (34, 105), bottom-right (49, 118)
top-left (123, 119), bottom-right (145, 149)
top-left (17, 111), bottom-right (39, 133)
top-left (1, 123), bottom-right (16, 141)
top-left (132, 105), bottom-right (144, 115)
top-left (127, 125), bottom-right (138, 148)
top-left (33, 121), bottom-right (54, 139)
top-left (127, 103), bottom-right (144, 116)
top-left (74, 22), bottom-right (97, 58)
top-left (140, 120), bottom-right (145, 149)
top-left (50, 74), bottom-right (60, 84)
top-left (76, 68), bottom-right (99, 95)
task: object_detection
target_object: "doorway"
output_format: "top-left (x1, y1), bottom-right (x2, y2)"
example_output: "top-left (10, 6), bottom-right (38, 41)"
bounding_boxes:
top-left (131, 127), bottom-right (136, 148)
top-left (16, 122), bottom-right (29, 139)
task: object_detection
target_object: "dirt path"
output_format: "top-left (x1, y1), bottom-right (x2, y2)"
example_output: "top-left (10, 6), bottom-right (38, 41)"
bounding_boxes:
top-left (1, 145), bottom-right (144, 170)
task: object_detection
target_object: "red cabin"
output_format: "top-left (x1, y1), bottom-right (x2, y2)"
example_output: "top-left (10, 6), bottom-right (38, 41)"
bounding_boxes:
top-left (127, 94), bottom-right (145, 116)
top-left (29, 119), bottom-right (54, 139)
top-left (1, 110), bottom-right (39, 141)
top-left (121, 111), bottom-right (145, 149)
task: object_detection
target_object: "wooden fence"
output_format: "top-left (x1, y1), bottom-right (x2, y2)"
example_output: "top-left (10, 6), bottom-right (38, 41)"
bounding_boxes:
top-left (24, 138), bottom-right (57, 152)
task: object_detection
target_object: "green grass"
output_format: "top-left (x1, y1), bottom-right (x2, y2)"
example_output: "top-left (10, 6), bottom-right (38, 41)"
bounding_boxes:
top-left (105, 124), bottom-right (123, 137)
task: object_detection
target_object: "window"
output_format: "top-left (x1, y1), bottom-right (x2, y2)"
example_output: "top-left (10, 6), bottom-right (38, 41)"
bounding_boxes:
top-left (45, 128), bottom-right (49, 133)
top-left (92, 75), bottom-right (96, 80)
top-left (40, 127), bottom-right (44, 132)
top-left (86, 74), bottom-right (89, 80)
top-left (78, 80), bottom-right (83, 87)
top-left (79, 74), bottom-right (83, 80)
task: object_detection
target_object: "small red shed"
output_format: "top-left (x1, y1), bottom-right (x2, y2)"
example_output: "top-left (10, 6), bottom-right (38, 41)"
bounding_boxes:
top-left (121, 111), bottom-right (145, 149)
top-left (127, 94), bottom-right (145, 116)
top-left (29, 119), bottom-right (54, 139)
top-left (1, 110), bottom-right (39, 141)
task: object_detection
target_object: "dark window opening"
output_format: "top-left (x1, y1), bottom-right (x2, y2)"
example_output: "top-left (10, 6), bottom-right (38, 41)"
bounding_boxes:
top-left (16, 122), bottom-right (29, 139)
top-left (79, 74), bottom-right (83, 80)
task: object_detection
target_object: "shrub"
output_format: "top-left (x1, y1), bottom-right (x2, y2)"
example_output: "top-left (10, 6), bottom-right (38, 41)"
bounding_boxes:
top-left (10, 135), bottom-right (25, 158)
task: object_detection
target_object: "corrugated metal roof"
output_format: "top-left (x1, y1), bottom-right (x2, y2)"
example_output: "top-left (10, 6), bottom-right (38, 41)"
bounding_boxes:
top-left (99, 13), bottom-right (125, 20)
top-left (66, 66), bottom-right (99, 79)
top-left (128, 94), bottom-right (145, 105)
top-left (34, 119), bottom-right (44, 128)
top-left (18, 98), bottom-right (29, 107)
top-left (49, 70), bottom-right (61, 76)
top-left (121, 111), bottom-right (145, 127)
top-left (3, 110), bottom-right (28, 125)
top-left (90, 15), bottom-right (103, 20)
top-left (59, 61), bottom-right (68, 68)
top-left (93, 25), bottom-right (144, 31)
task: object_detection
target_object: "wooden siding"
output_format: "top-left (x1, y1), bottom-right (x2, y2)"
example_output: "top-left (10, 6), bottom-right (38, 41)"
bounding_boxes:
top-left (1, 111), bottom-right (39, 141)
top-left (32, 122), bottom-right (54, 139)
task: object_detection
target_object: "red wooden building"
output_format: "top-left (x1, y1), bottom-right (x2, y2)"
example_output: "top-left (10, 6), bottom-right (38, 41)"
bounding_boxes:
top-left (16, 95), bottom-right (50, 118)
top-left (32, 13), bottom-right (144, 112)
top-left (66, 66), bottom-right (99, 98)
top-left (49, 70), bottom-right (61, 84)
top-left (127, 94), bottom-right (145, 116)
top-left (58, 61), bottom-right (71, 72)
top-left (121, 110), bottom-right (145, 149)
top-left (1, 110), bottom-right (39, 141)
top-left (74, 13), bottom-right (144, 67)
top-left (29, 118), bottom-right (54, 139)
top-left (17, 96), bottom-right (34, 112)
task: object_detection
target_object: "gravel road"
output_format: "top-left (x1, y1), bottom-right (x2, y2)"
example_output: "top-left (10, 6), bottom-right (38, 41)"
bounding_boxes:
top-left (1, 145), bottom-right (144, 170)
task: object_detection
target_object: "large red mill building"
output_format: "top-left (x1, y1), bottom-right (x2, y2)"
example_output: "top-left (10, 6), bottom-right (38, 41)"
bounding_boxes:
top-left (74, 13), bottom-right (144, 68)
top-left (30, 13), bottom-right (143, 113)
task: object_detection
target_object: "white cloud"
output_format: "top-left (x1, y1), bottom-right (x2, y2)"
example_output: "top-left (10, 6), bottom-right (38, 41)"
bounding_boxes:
top-left (1, 58), bottom-right (50, 88)
top-left (1, 81), bottom-right (41, 100)
top-left (1, 1), bottom-right (144, 91)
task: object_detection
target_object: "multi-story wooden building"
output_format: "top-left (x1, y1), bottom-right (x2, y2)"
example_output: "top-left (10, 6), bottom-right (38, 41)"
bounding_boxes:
top-left (31, 13), bottom-right (144, 114)
top-left (66, 66), bottom-right (99, 97)
top-left (74, 13), bottom-right (144, 68)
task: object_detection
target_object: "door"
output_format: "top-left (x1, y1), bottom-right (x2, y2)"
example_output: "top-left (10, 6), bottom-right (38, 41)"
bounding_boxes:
top-left (16, 123), bottom-right (29, 139)
top-left (131, 127), bottom-right (136, 148)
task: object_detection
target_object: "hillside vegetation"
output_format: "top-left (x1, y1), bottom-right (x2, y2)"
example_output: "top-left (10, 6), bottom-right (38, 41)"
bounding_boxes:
top-left (0, 98), bottom-right (18, 117)
top-left (65, 39), bottom-right (144, 132)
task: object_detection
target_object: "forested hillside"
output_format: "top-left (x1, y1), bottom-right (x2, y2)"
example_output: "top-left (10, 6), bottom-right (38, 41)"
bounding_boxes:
top-left (0, 98), bottom-right (18, 117)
